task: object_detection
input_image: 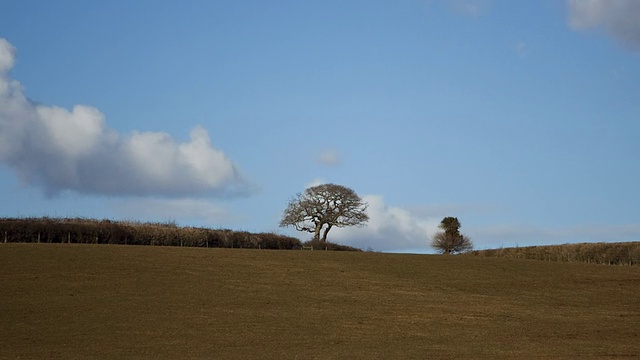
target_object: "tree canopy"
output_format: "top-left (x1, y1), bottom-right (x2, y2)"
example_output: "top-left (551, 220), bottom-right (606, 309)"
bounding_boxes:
top-left (430, 216), bottom-right (473, 254)
top-left (279, 183), bottom-right (369, 243)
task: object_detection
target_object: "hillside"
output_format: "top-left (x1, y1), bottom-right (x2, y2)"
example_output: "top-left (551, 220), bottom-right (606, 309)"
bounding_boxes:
top-left (466, 241), bottom-right (640, 266)
top-left (1, 244), bottom-right (639, 359)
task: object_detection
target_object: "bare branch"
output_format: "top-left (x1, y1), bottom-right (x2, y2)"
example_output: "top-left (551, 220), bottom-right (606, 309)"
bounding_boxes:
top-left (280, 183), bottom-right (369, 243)
top-left (430, 217), bottom-right (473, 254)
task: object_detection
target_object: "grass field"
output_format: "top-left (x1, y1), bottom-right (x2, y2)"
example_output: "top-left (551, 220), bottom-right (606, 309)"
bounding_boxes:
top-left (1, 244), bottom-right (639, 359)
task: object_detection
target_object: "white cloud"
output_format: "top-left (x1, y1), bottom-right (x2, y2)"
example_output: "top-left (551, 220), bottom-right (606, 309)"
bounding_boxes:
top-left (568, 0), bottom-right (640, 50)
top-left (284, 186), bottom-right (640, 252)
top-left (325, 194), bottom-right (640, 252)
top-left (0, 38), bottom-right (16, 73)
top-left (330, 194), bottom-right (442, 252)
top-left (317, 149), bottom-right (340, 166)
top-left (0, 38), bottom-right (247, 197)
top-left (109, 198), bottom-right (233, 226)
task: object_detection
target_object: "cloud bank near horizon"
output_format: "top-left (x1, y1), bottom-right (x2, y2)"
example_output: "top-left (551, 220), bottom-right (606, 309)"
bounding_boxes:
top-left (568, 0), bottom-right (640, 50)
top-left (330, 194), bottom-right (441, 252)
top-left (324, 192), bottom-right (640, 252)
top-left (0, 38), bottom-right (247, 198)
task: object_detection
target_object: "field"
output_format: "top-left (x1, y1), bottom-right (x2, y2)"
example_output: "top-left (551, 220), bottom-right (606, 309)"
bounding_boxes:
top-left (1, 244), bottom-right (639, 359)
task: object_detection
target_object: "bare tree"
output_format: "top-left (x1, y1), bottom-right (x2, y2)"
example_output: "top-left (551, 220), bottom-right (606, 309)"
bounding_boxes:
top-left (430, 216), bottom-right (473, 254)
top-left (280, 183), bottom-right (369, 243)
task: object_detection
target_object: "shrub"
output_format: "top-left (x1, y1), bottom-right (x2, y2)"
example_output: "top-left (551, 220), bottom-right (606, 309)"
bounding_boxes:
top-left (466, 242), bottom-right (640, 266)
top-left (0, 217), bottom-right (301, 250)
top-left (302, 239), bottom-right (362, 251)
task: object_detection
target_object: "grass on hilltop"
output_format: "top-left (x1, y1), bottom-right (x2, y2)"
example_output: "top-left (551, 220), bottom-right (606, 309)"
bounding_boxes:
top-left (467, 241), bottom-right (640, 266)
top-left (1, 243), bottom-right (639, 359)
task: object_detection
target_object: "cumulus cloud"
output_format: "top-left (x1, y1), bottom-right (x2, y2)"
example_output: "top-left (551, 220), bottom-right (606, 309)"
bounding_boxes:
top-left (317, 149), bottom-right (340, 167)
top-left (330, 195), bottom-right (441, 252)
top-left (0, 39), bottom-right (15, 73)
top-left (568, 0), bottom-right (640, 49)
top-left (0, 38), bottom-right (247, 197)
top-left (329, 196), bottom-right (640, 252)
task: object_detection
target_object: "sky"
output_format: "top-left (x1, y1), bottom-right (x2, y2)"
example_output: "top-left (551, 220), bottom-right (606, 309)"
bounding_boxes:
top-left (0, 0), bottom-right (639, 253)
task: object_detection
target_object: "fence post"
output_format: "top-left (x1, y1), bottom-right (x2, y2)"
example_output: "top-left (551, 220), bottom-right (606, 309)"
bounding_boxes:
top-left (38, 233), bottom-right (41, 243)
top-left (4, 231), bottom-right (6, 243)
top-left (68, 232), bottom-right (71, 244)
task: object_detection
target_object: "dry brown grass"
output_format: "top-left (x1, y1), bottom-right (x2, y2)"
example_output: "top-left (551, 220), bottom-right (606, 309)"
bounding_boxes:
top-left (467, 241), bottom-right (640, 266)
top-left (1, 244), bottom-right (639, 359)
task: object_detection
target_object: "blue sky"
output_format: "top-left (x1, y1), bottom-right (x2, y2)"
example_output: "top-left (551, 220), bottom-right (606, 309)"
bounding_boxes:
top-left (1, 0), bottom-right (639, 252)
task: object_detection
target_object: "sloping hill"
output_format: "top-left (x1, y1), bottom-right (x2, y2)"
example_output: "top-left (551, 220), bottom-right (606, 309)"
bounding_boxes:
top-left (466, 241), bottom-right (640, 266)
top-left (1, 244), bottom-right (639, 359)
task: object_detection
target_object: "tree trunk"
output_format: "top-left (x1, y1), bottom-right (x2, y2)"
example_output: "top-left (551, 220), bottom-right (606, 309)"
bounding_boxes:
top-left (313, 225), bottom-right (322, 242)
top-left (320, 224), bottom-right (333, 242)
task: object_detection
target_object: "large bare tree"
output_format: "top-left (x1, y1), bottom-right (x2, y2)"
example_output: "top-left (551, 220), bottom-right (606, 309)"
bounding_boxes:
top-left (280, 183), bottom-right (369, 243)
top-left (430, 216), bottom-right (473, 254)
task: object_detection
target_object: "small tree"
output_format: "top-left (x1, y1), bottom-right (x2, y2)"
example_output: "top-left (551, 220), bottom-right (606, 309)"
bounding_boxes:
top-left (431, 216), bottom-right (473, 254)
top-left (279, 183), bottom-right (369, 243)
